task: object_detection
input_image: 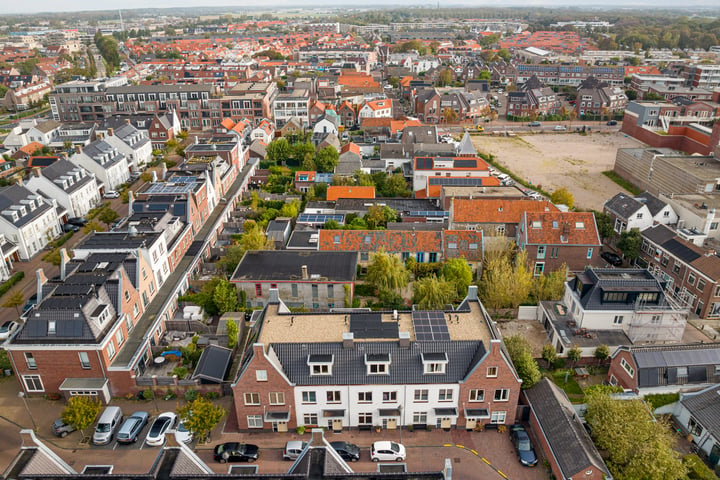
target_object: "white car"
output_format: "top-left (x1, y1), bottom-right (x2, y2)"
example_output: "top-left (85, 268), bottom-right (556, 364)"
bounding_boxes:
top-left (174, 418), bottom-right (193, 444)
top-left (145, 412), bottom-right (177, 446)
top-left (553, 125), bottom-right (567, 131)
top-left (0, 321), bottom-right (19, 340)
top-left (371, 441), bottom-right (406, 462)
top-left (103, 190), bottom-right (120, 199)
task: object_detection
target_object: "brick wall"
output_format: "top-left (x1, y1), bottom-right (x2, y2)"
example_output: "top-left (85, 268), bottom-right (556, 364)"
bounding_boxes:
top-left (10, 348), bottom-right (106, 395)
top-left (607, 350), bottom-right (637, 391)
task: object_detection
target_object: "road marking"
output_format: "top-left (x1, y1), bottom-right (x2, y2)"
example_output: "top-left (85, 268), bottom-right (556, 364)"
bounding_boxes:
top-left (497, 470), bottom-right (508, 479)
top-left (455, 444), bottom-right (464, 449)
top-left (443, 443), bottom-right (453, 447)
top-left (470, 449), bottom-right (479, 455)
top-left (482, 457), bottom-right (491, 464)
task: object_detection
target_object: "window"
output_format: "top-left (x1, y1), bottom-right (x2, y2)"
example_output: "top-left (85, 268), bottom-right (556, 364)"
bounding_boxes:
top-left (107, 342), bottom-right (116, 360)
top-left (537, 245), bottom-right (546, 259)
top-left (651, 315), bottom-right (661, 324)
top-left (22, 375), bottom-right (44, 392)
top-left (494, 389), bottom-right (510, 401)
top-left (490, 411), bottom-right (506, 424)
top-left (716, 286), bottom-right (720, 297)
top-left (424, 362), bottom-right (445, 374)
top-left (688, 417), bottom-right (703, 436)
top-left (247, 415), bottom-right (263, 429)
top-left (382, 391), bottom-right (397, 402)
top-left (358, 392), bottom-right (372, 403)
top-left (587, 248), bottom-right (593, 259)
top-left (438, 389), bottom-right (453, 401)
top-left (688, 273), bottom-right (696, 286)
top-left (368, 363), bottom-right (387, 374)
top-left (291, 284), bottom-right (298, 297)
top-left (414, 389), bottom-right (429, 402)
top-left (469, 389), bottom-right (484, 402)
top-left (416, 252), bottom-right (425, 263)
top-left (255, 283), bottom-right (262, 296)
top-left (79, 352), bottom-right (91, 369)
top-left (302, 391), bottom-right (316, 403)
top-left (636, 213), bottom-right (643, 219)
top-left (312, 364), bottom-right (330, 375)
top-left (620, 358), bottom-right (635, 377)
top-left (486, 366), bottom-right (498, 378)
top-left (613, 315), bottom-right (624, 325)
top-left (115, 329), bottom-right (125, 347)
top-left (412, 412), bottom-right (428, 424)
top-left (304, 413), bottom-right (318, 425)
top-left (327, 284), bottom-right (334, 298)
top-left (312, 284), bottom-right (318, 299)
top-left (132, 303), bottom-right (140, 318)
top-left (698, 279), bottom-right (706, 292)
top-left (358, 413), bottom-right (373, 425)
top-left (256, 370), bottom-right (267, 381)
top-left (327, 391), bottom-right (341, 403)
top-left (534, 262), bottom-right (544, 276)
top-left (269, 392), bottom-right (285, 405)
top-left (244, 393), bottom-right (260, 405)
top-left (673, 263), bottom-right (681, 274)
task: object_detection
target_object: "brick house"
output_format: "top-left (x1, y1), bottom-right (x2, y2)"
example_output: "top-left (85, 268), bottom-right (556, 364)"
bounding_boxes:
top-left (337, 101), bottom-right (357, 128)
top-left (517, 211), bottom-right (602, 275)
top-left (413, 88), bottom-right (442, 124)
top-left (450, 198), bottom-right (559, 239)
top-left (148, 111), bottom-right (181, 150)
top-left (230, 287), bottom-right (522, 432)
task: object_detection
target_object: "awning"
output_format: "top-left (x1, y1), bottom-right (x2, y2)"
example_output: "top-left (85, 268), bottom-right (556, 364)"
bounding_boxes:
top-left (322, 409), bottom-right (345, 418)
top-left (434, 408), bottom-right (458, 416)
top-left (378, 408), bottom-right (401, 417)
top-left (264, 411), bottom-right (290, 422)
top-left (464, 408), bottom-right (490, 419)
top-left (59, 378), bottom-right (108, 391)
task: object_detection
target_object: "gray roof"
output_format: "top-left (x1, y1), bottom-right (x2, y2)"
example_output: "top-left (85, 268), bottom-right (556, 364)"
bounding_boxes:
top-left (40, 159), bottom-right (94, 194)
top-left (192, 345), bottom-right (233, 383)
top-left (0, 184), bottom-right (53, 228)
top-left (108, 84), bottom-right (213, 94)
top-left (629, 343), bottom-right (720, 369)
top-left (635, 191), bottom-right (667, 217)
top-left (271, 340), bottom-right (484, 385)
top-left (76, 231), bottom-right (162, 251)
top-left (231, 251), bottom-right (356, 282)
top-left (455, 132), bottom-right (476, 156)
top-left (604, 193), bottom-right (644, 220)
top-left (642, 224), bottom-right (678, 247)
top-left (524, 378), bottom-right (610, 479)
top-left (286, 229), bottom-right (320, 250)
top-left (680, 384), bottom-right (720, 439)
top-left (33, 120), bottom-right (61, 134)
top-left (402, 125), bottom-right (438, 145)
top-left (571, 268), bottom-right (666, 311)
top-left (80, 140), bottom-right (126, 170)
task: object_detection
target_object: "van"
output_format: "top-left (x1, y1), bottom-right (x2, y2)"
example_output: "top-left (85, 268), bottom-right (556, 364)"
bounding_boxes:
top-left (93, 406), bottom-right (123, 445)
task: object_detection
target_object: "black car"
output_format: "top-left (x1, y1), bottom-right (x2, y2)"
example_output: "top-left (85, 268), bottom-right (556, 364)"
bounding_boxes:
top-left (67, 217), bottom-right (88, 227)
top-left (510, 425), bottom-right (538, 467)
top-left (601, 251), bottom-right (623, 267)
top-left (330, 441), bottom-right (361, 462)
top-left (607, 120), bottom-right (618, 126)
top-left (62, 223), bottom-right (80, 233)
top-left (213, 443), bottom-right (259, 463)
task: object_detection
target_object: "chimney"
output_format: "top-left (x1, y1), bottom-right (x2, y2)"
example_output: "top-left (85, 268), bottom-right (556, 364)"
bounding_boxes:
top-left (60, 151), bottom-right (69, 160)
top-left (36, 268), bottom-right (47, 304)
top-left (194, 136), bottom-right (199, 145)
top-left (301, 265), bottom-right (308, 280)
top-left (74, 145), bottom-right (82, 154)
top-left (399, 331), bottom-right (410, 349)
top-left (466, 285), bottom-right (478, 300)
top-left (125, 118), bottom-right (131, 125)
top-left (96, 132), bottom-right (103, 140)
top-left (59, 248), bottom-right (71, 280)
top-left (108, 127), bottom-right (114, 137)
top-left (128, 190), bottom-right (134, 216)
top-left (152, 170), bottom-right (158, 182)
top-left (161, 161), bottom-right (167, 180)
top-left (342, 332), bottom-right (354, 349)
top-left (268, 288), bottom-right (280, 304)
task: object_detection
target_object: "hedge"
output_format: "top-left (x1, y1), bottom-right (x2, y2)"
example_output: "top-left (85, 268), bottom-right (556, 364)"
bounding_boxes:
top-left (0, 271), bottom-right (25, 297)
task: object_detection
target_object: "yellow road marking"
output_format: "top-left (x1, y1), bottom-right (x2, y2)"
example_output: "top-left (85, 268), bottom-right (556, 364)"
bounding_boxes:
top-left (455, 444), bottom-right (465, 449)
top-left (497, 470), bottom-right (508, 479)
top-left (443, 443), bottom-right (453, 447)
top-left (470, 449), bottom-right (479, 455)
top-left (482, 457), bottom-right (491, 464)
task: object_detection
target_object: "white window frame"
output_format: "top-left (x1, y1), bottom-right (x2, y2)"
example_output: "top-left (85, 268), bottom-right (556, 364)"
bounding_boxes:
top-left (269, 392), bottom-right (285, 405)
top-left (301, 391), bottom-right (316, 404)
top-left (22, 374), bottom-right (44, 392)
top-left (79, 352), bottom-right (91, 369)
top-left (494, 389), bottom-right (510, 402)
top-left (469, 389), bottom-right (484, 402)
top-left (486, 366), bottom-right (498, 378)
top-left (620, 358), bottom-right (635, 377)
top-left (256, 370), bottom-right (268, 381)
top-left (490, 411), bottom-right (506, 424)
top-left (244, 392), bottom-right (260, 405)
top-left (438, 389), bottom-right (453, 402)
top-left (247, 415), bottom-right (263, 429)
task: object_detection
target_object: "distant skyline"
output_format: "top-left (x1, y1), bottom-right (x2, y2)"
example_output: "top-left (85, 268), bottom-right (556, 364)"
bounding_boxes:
top-left (5, 0), bottom-right (720, 15)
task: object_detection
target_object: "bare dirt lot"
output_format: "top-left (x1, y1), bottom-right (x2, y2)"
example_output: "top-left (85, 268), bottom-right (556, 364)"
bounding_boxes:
top-left (472, 132), bottom-right (646, 210)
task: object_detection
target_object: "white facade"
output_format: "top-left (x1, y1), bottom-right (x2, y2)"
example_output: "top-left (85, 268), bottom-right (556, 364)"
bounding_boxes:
top-left (26, 123), bottom-right (60, 145)
top-left (611, 204), bottom-right (653, 233)
top-left (25, 166), bottom-right (100, 219)
top-left (273, 94), bottom-right (310, 128)
top-left (0, 191), bottom-right (61, 260)
top-left (313, 118), bottom-right (339, 136)
top-left (358, 100), bottom-right (392, 119)
top-left (102, 131), bottom-right (152, 172)
top-left (70, 144), bottom-right (130, 191)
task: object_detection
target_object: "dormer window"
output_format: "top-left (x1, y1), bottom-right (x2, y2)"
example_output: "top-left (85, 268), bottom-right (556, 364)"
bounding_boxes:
top-left (422, 352), bottom-right (448, 374)
top-left (531, 221), bottom-right (541, 228)
top-left (365, 353), bottom-right (390, 375)
top-left (307, 354), bottom-right (333, 376)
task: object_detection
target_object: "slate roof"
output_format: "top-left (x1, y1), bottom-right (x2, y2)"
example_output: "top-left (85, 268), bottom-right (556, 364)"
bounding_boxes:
top-left (80, 140), bottom-right (126, 170)
top-left (192, 345), bottom-right (233, 383)
top-left (0, 184), bottom-right (53, 228)
top-left (455, 132), bottom-right (477, 156)
top-left (318, 229), bottom-right (442, 254)
top-left (524, 378), bottom-right (610, 479)
top-left (604, 193), bottom-right (644, 219)
top-left (642, 224), bottom-right (677, 247)
top-left (76, 231), bottom-right (162, 250)
top-left (634, 191), bottom-right (667, 217)
top-left (272, 340), bottom-right (484, 386)
top-left (571, 268), bottom-right (665, 310)
top-left (642, 224), bottom-right (720, 281)
top-left (40, 159), bottom-right (94, 194)
top-left (680, 384), bottom-right (720, 439)
top-left (453, 198), bottom-right (558, 224)
top-left (521, 211), bottom-right (601, 246)
top-left (231, 251), bottom-right (357, 282)
top-left (624, 343), bottom-right (720, 369)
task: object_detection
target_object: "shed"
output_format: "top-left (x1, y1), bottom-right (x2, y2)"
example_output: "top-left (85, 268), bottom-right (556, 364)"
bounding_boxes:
top-left (192, 345), bottom-right (233, 384)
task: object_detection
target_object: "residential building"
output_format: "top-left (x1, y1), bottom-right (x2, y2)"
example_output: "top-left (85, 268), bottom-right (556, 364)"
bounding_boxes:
top-left (230, 251), bottom-right (357, 309)
top-left (450, 198), bottom-right (559, 239)
top-left (684, 64), bottom-right (720, 90)
top-left (413, 88), bottom-right (442, 124)
top-left (231, 286), bottom-right (522, 432)
top-left (250, 119), bottom-right (274, 144)
top-left (273, 88), bottom-right (311, 128)
top-left (25, 120), bottom-right (61, 145)
top-left (148, 111), bottom-right (181, 150)
top-left (326, 186), bottom-right (375, 202)
top-left (25, 159), bottom-right (100, 219)
top-left (412, 156), bottom-right (491, 193)
top-left (603, 192), bottom-right (653, 234)
top-left (575, 77), bottom-right (628, 118)
top-left (358, 99), bottom-right (393, 120)
top-left (0, 185), bottom-right (62, 260)
top-left (69, 141), bottom-right (130, 192)
top-left (507, 76), bottom-right (560, 117)
top-left (99, 124), bottom-right (152, 173)
top-left (608, 343), bottom-right (720, 395)
top-left (672, 384), bottom-right (720, 468)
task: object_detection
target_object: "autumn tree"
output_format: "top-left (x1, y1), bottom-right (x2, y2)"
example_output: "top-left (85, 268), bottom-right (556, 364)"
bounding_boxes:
top-left (62, 396), bottom-right (102, 442)
top-left (541, 344), bottom-right (558, 369)
top-left (530, 264), bottom-right (567, 302)
top-left (177, 396), bottom-right (226, 444)
top-left (226, 319), bottom-right (239, 349)
top-left (366, 251), bottom-right (409, 293)
top-left (442, 258), bottom-right (473, 297)
top-left (442, 107), bottom-right (458, 123)
top-left (594, 344), bottom-right (610, 366)
top-left (437, 68), bottom-right (453, 87)
top-left (550, 188), bottom-right (574, 209)
top-left (478, 247), bottom-right (533, 309)
top-left (1, 290), bottom-right (24, 315)
top-left (412, 275), bottom-right (456, 309)
top-left (83, 220), bottom-right (106, 234)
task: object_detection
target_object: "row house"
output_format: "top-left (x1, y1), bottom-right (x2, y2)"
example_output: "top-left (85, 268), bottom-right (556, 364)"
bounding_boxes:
top-left (250, 119), bottom-right (275, 144)
top-left (413, 88), bottom-right (442, 124)
top-left (273, 88), bottom-right (311, 128)
top-left (99, 124), bottom-right (152, 173)
top-left (603, 191), bottom-right (677, 235)
top-left (507, 76), bottom-right (560, 117)
top-left (231, 286), bottom-right (522, 433)
top-left (538, 268), bottom-right (689, 359)
top-left (513, 64), bottom-right (625, 87)
top-left (230, 251), bottom-right (357, 309)
top-left (26, 120), bottom-right (62, 145)
top-left (25, 159), bottom-right (100, 219)
top-left (437, 91), bottom-right (490, 123)
top-left (0, 185), bottom-right (62, 261)
top-left (185, 136), bottom-right (245, 172)
top-left (222, 82), bottom-right (277, 126)
top-left (357, 99), bottom-right (393, 120)
top-left (517, 211), bottom-right (602, 275)
top-left (412, 156), bottom-right (491, 193)
top-left (575, 77), bottom-right (628, 117)
top-left (640, 224), bottom-right (720, 319)
top-left (672, 384), bottom-right (720, 469)
top-left (70, 141), bottom-right (130, 192)
top-left (337, 101), bottom-right (357, 128)
top-left (1, 81), bottom-right (52, 111)
top-left (450, 197), bottom-right (559, 239)
top-left (5, 252), bottom-right (151, 401)
top-left (148, 111), bottom-right (181, 150)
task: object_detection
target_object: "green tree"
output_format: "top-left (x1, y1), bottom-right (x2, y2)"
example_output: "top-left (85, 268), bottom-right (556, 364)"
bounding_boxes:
top-left (567, 345), bottom-right (582, 367)
top-left (176, 397), bottom-right (226, 444)
top-left (541, 344), bottom-right (558, 369)
top-left (266, 138), bottom-right (291, 164)
top-left (550, 187), bottom-right (575, 209)
top-left (478, 247), bottom-right (533, 309)
top-left (212, 279), bottom-right (238, 315)
top-left (83, 220), bottom-right (106, 234)
top-left (240, 228), bottom-right (275, 252)
top-left (497, 48), bottom-right (511, 62)
top-left (1, 289), bottom-right (25, 315)
top-left (98, 207), bottom-right (119, 229)
top-left (62, 396), bottom-right (102, 442)
top-left (315, 146), bottom-right (339, 173)
top-left (504, 335), bottom-right (542, 389)
top-left (531, 264), bottom-right (567, 302)
top-left (279, 200), bottom-right (300, 219)
top-left (442, 258), bottom-right (473, 297)
top-left (412, 274), bottom-right (455, 309)
top-left (617, 228), bottom-right (642, 264)
top-left (382, 174), bottom-right (410, 197)
top-left (226, 319), bottom-right (239, 349)
top-left (437, 69), bottom-right (453, 87)
top-left (593, 210), bottom-right (615, 241)
top-left (292, 141), bottom-right (315, 165)
top-left (594, 344), bottom-right (610, 366)
top-left (366, 251), bottom-right (409, 293)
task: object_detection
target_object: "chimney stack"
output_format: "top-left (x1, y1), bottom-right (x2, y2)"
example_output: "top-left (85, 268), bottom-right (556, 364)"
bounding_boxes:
top-left (74, 145), bottom-right (82, 154)
top-left (161, 161), bottom-right (167, 180)
top-left (399, 331), bottom-right (410, 349)
top-left (108, 127), bottom-right (114, 137)
top-left (301, 265), bottom-right (308, 280)
top-left (36, 268), bottom-right (47, 304)
top-left (342, 332), bottom-right (354, 349)
top-left (59, 249), bottom-right (71, 280)
top-left (128, 190), bottom-right (134, 216)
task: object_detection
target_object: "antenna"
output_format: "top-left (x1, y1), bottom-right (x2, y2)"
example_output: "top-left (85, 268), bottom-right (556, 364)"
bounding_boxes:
top-left (119, 10), bottom-right (124, 33)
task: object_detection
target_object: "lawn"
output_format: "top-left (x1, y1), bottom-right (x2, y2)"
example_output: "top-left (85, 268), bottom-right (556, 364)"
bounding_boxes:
top-left (548, 369), bottom-right (584, 400)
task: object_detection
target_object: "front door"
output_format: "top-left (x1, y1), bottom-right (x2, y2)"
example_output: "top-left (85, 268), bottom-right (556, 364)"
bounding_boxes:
top-left (386, 418), bottom-right (397, 430)
top-left (465, 418), bottom-right (477, 431)
top-left (332, 419), bottom-right (343, 432)
top-left (276, 422), bottom-right (288, 433)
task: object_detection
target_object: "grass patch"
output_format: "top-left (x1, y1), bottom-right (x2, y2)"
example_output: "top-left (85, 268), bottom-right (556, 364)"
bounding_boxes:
top-left (548, 369), bottom-right (584, 396)
top-left (645, 392), bottom-right (679, 410)
top-left (602, 170), bottom-right (642, 195)
top-left (682, 454), bottom-right (717, 480)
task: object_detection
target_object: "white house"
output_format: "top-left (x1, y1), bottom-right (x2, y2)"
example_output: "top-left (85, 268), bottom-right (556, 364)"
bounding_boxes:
top-left (358, 99), bottom-right (393, 120)
top-left (672, 384), bottom-right (720, 468)
top-left (603, 193), bottom-right (653, 234)
top-left (70, 140), bottom-right (130, 192)
top-left (25, 120), bottom-right (61, 146)
top-left (0, 185), bottom-right (62, 260)
top-left (101, 124), bottom-right (152, 173)
top-left (634, 191), bottom-right (678, 226)
top-left (313, 113), bottom-right (339, 137)
top-left (25, 159), bottom-right (100, 219)
top-left (250, 119), bottom-right (274, 145)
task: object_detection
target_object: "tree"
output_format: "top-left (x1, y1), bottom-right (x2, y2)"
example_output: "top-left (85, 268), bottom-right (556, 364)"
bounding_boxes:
top-left (442, 107), bottom-right (458, 123)
top-left (266, 138), bottom-right (291, 164)
top-left (593, 210), bottom-right (614, 241)
top-left (550, 188), bottom-right (574, 209)
top-left (567, 345), bottom-right (582, 367)
top-left (1, 290), bottom-right (25, 315)
top-left (240, 228), bottom-right (274, 252)
top-left (279, 200), bottom-right (300, 219)
top-left (530, 264), bottom-right (567, 302)
top-left (442, 258), bottom-right (473, 297)
top-left (382, 174), bottom-right (410, 197)
top-left (366, 251), bottom-right (409, 293)
top-left (98, 207), bottom-right (119, 229)
top-left (177, 397), bottom-right (226, 444)
top-left (292, 142), bottom-right (315, 165)
top-left (594, 344), bottom-right (610, 366)
top-left (504, 335), bottom-right (541, 389)
top-left (62, 396), bottom-right (102, 442)
top-left (212, 279), bottom-right (238, 315)
top-left (478, 247), bottom-right (533, 309)
top-left (412, 275), bottom-right (455, 309)
top-left (226, 319), bottom-right (239, 349)
top-left (497, 48), bottom-right (511, 62)
top-left (315, 146), bottom-right (339, 173)
top-left (437, 69), bottom-right (453, 87)
top-left (541, 344), bottom-right (558, 369)
top-left (83, 220), bottom-right (106, 234)
top-left (617, 228), bottom-right (642, 263)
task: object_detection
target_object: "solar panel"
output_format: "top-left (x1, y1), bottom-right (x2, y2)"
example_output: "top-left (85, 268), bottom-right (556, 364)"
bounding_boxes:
top-left (297, 214), bottom-right (344, 223)
top-left (25, 319), bottom-right (48, 337)
top-left (412, 311), bottom-right (450, 341)
top-left (349, 313), bottom-right (399, 339)
top-left (429, 177), bottom-right (485, 187)
top-left (454, 159), bottom-right (477, 169)
top-left (57, 319), bottom-right (84, 337)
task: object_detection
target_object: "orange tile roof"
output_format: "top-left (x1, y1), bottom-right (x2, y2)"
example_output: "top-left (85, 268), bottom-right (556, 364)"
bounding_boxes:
top-left (220, 118), bottom-right (235, 130)
top-left (294, 171), bottom-right (316, 182)
top-left (340, 143), bottom-right (361, 156)
top-left (318, 229), bottom-right (442, 253)
top-left (521, 211), bottom-right (601, 246)
top-left (326, 186), bottom-right (375, 201)
top-left (453, 198), bottom-right (559, 224)
top-left (18, 141), bottom-right (44, 155)
top-left (443, 230), bottom-right (484, 261)
top-left (365, 99), bottom-right (392, 111)
top-left (414, 156), bottom-right (489, 172)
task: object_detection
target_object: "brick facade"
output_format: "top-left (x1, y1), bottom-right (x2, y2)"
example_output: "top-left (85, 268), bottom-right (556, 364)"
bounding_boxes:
top-left (607, 349), bottom-right (637, 391)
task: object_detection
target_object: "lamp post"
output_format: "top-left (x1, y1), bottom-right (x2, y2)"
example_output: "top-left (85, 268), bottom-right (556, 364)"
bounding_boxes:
top-left (18, 391), bottom-right (37, 431)
top-left (398, 405), bottom-right (402, 445)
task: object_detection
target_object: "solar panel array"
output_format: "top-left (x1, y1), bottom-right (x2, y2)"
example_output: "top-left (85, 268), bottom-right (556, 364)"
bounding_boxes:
top-left (350, 313), bottom-right (399, 339)
top-left (429, 177), bottom-right (486, 187)
top-left (297, 214), bottom-right (345, 224)
top-left (409, 211), bottom-right (449, 217)
top-left (145, 179), bottom-right (199, 195)
top-left (412, 311), bottom-right (450, 341)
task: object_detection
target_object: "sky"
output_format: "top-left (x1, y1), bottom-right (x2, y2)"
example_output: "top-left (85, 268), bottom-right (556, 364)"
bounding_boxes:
top-left (7, 0), bottom-right (719, 15)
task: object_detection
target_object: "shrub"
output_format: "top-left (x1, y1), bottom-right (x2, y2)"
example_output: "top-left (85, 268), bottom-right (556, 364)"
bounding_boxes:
top-left (204, 391), bottom-right (220, 400)
top-left (683, 454), bottom-right (717, 480)
top-left (172, 366), bottom-right (188, 379)
top-left (0, 271), bottom-right (24, 297)
top-left (645, 393), bottom-right (680, 410)
top-left (296, 425), bottom-right (306, 434)
top-left (184, 390), bottom-right (199, 402)
top-left (354, 283), bottom-right (376, 297)
top-left (142, 390), bottom-right (154, 401)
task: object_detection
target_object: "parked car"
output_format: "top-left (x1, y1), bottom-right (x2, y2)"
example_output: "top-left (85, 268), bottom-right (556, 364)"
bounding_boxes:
top-left (607, 120), bottom-right (618, 126)
top-left (553, 125), bottom-right (567, 131)
top-left (174, 418), bottom-right (193, 444)
top-left (62, 223), bottom-right (80, 233)
top-left (0, 321), bottom-right (19, 340)
top-left (92, 406), bottom-right (123, 445)
top-left (283, 440), bottom-right (308, 460)
top-left (330, 441), bottom-right (361, 462)
top-left (601, 251), bottom-right (623, 267)
top-left (52, 418), bottom-right (76, 437)
top-left (145, 412), bottom-right (177, 446)
top-left (528, 121), bottom-right (542, 127)
top-left (214, 442), bottom-right (259, 463)
top-left (67, 217), bottom-right (88, 227)
top-left (103, 190), bottom-right (120, 199)
top-left (116, 411), bottom-right (149, 444)
top-left (371, 441), bottom-right (406, 462)
top-left (510, 424), bottom-right (538, 467)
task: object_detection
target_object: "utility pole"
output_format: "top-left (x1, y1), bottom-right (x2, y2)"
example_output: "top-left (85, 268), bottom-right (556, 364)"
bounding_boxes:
top-left (119, 10), bottom-right (124, 33)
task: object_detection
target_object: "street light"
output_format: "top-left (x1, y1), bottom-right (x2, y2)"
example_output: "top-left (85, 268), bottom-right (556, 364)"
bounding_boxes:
top-left (18, 391), bottom-right (37, 431)
top-left (398, 405), bottom-right (402, 445)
